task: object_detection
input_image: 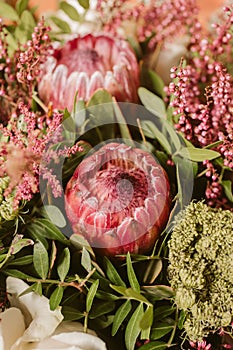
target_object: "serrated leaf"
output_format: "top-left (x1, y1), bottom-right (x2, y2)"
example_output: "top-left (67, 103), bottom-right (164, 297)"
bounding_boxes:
top-left (50, 16), bottom-right (71, 34)
top-left (15, 0), bottom-right (29, 16)
top-left (151, 321), bottom-right (174, 340)
top-left (62, 306), bottom-right (84, 321)
top-left (70, 233), bottom-right (95, 257)
top-left (140, 120), bottom-right (172, 154)
top-left (49, 286), bottom-right (64, 311)
top-left (57, 247), bottom-right (70, 282)
top-left (221, 180), bottom-right (233, 202)
top-left (86, 279), bottom-right (99, 313)
top-left (112, 300), bottom-right (132, 336)
top-left (60, 1), bottom-right (80, 21)
top-left (33, 241), bottom-right (49, 279)
top-left (81, 247), bottom-right (92, 272)
top-left (140, 305), bottom-right (153, 330)
top-left (177, 147), bottom-right (220, 162)
top-left (104, 257), bottom-right (126, 287)
top-left (42, 205), bottom-right (66, 228)
top-left (126, 252), bottom-right (140, 292)
top-left (125, 303), bottom-right (144, 350)
top-left (77, 0), bottom-right (89, 9)
top-left (0, 3), bottom-right (19, 21)
top-left (137, 341), bottom-right (167, 349)
top-left (89, 301), bottom-right (115, 319)
top-left (138, 87), bottom-right (166, 118)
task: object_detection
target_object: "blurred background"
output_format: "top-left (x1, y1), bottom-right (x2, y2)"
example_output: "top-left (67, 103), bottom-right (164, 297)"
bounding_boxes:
top-left (4, 0), bottom-right (226, 26)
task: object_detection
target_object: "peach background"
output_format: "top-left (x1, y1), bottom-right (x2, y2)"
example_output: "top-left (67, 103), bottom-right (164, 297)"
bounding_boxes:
top-left (28, 0), bottom-right (225, 25)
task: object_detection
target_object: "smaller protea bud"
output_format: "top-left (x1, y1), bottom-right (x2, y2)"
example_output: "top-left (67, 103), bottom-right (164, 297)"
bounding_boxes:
top-left (65, 143), bottom-right (170, 256)
top-left (38, 34), bottom-right (140, 110)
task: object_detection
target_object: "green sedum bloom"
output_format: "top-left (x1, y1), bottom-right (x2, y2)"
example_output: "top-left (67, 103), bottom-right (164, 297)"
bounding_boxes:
top-left (0, 177), bottom-right (18, 222)
top-left (168, 201), bottom-right (233, 341)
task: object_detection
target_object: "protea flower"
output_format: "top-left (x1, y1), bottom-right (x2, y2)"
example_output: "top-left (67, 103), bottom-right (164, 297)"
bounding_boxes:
top-left (65, 143), bottom-right (170, 256)
top-left (38, 34), bottom-right (140, 111)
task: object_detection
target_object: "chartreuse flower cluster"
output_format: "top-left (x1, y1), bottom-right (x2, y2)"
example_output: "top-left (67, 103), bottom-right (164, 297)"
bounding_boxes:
top-left (168, 201), bottom-right (233, 341)
top-left (0, 176), bottom-right (17, 222)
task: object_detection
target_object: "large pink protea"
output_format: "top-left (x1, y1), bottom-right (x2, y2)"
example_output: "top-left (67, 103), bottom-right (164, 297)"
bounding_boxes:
top-left (38, 34), bottom-right (140, 110)
top-left (65, 143), bottom-right (170, 256)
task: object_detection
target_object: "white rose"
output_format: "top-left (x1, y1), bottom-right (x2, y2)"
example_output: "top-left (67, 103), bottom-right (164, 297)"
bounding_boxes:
top-left (0, 277), bottom-right (107, 350)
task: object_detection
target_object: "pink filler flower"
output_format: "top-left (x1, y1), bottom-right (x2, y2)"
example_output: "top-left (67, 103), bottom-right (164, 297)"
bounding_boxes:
top-left (38, 34), bottom-right (140, 110)
top-left (65, 143), bottom-right (170, 256)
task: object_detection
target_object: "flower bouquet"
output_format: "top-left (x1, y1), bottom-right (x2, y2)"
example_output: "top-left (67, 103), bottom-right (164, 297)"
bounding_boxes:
top-left (0, 0), bottom-right (232, 349)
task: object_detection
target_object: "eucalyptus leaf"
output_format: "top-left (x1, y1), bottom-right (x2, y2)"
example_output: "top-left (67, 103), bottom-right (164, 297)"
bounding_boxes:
top-left (57, 247), bottom-right (70, 282)
top-left (0, 3), bottom-right (19, 21)
top-left (50, 16), bottom-right (71, 34)
top-left (86, 279), bottom-right (99, 313)
top-left (140, 120), bottom-right (171, 154)
top-left (49, 286), bottom-right (64, 311)
top-left (138, 87), bottom-right (166, 118)
top-left (125, 303), bottom-right (144, 350)
top-left (104, 257), bottom-right (126, 287)
top-left (81, 247), bottom-right (92, 272)
top-left (113, 101), bottom-right (133, 144)
top-left (126, 252), bottom-right (140, 292)
top-left (42, 205), bottom-right (66, 228)
top-left (77, 0), bottom-right (90, 9)
top-left (221, 180), bottom-right (233, 202)
top-left (112, 299), bottom-right (132, 336)
top-left (33, 241), bottom-right (49, 280)
top-left (60, 1), bottom-right (80, 21)
top-left (177, 147), bottom-right (220, 162)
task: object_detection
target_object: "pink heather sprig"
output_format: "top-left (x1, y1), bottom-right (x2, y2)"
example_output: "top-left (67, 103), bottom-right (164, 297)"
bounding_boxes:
top-left (167, 6), bottom-right (233, 210)
top-left (16, 19), bottom-right (52, 92)
top-left (189, 340), bottom-right (212, 350)
top-left (96, 0), bottom-right (198, 50)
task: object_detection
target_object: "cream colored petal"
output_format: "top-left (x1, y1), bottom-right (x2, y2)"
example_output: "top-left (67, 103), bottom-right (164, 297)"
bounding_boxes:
top-left (6, 277), bottom-right (63, 342)
top-left (52, 331), bottom-right (107, 350)
top-left (0, 307), bottom-right (25, 350)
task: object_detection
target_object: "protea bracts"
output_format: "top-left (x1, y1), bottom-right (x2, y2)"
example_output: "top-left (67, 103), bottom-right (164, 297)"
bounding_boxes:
top-left (65, 143), bottom-right (170, 256)
top-left (38, 34), bottom-right (140, 111)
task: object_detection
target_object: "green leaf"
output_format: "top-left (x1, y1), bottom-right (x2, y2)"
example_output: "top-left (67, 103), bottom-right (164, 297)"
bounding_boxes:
top-left (33, 241), bottom-right (49, 279)
top-left (60, 1), bottom-right (80, 20)
top-left (112, 300), bottom-right (132, 336)
top-left (62, 306), bottom-right (84, 321)
top-left (113, 101), bottom-right (134, 144)
top-left (221, 180), bottom-right (233, 202)
top-left (49, 286), bottom-right (64, 311)
top-left (104, 257), bottom-right (126, 287)
top-left (151, 321), bottom-right (174, 340)
top-left (153, 305), bottom-right (175, 320)
top-left (32, 282), bottom-right (42, 296)
top-left (140, 120), bottom-right (171, 154)
top-left (140, 64), bottom-right (165, 98)
top-left (3, 269), bottom-right (33, 279)
top-left (28, 219), bottom-right (68, 244)
top-left (20, 10), bottom-right (36, 33)
top-left (86, 280), bottom-right (99, 313)
top-left (77, 0), bottom-right (89, 9)
top-left (110, 284), bottom-right (127, 296)
top-left (8, 255), bottom-right (33, 266)
top-left (126, 252), bottom-right (140, 292)
top-left (177, 147), bottom-right (220, 162)
top-left (0, 3), bottom-right (19, 21)
top-left (81, 247), bottom-right (92, 272)
top-left (87, 89), bottom-right (113, 107)
top-left (42, 205), bottom-right (66, 228)
top-left (143, 285), bottom-right (174, 300)
top-left (140, 305), bottom-right (153, 330)
top-left (178, 309), bottom-right (186, 330)
top-left (15, 0), bottom-right (29, 16)
top-left (125, 303), bottom-right (144, 350)
top-left (125, 288), bottom-right (150, 304)
top-left (57, 248), bottom-right (70, 282)
top-left (143, 259), bottom-right (162, 284)
top-left (138, 87), bottom-right (166, 118)
top-left (70, 234), bottom-right (95, 257)
top-left (50, 16), bottom-right (71, 34)
top-left (89, 301), bottom-right (115, 319)
top-left (137, 341), bottom-right (167, 349)
top-left (10, 237), bottom-right (34, 255)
